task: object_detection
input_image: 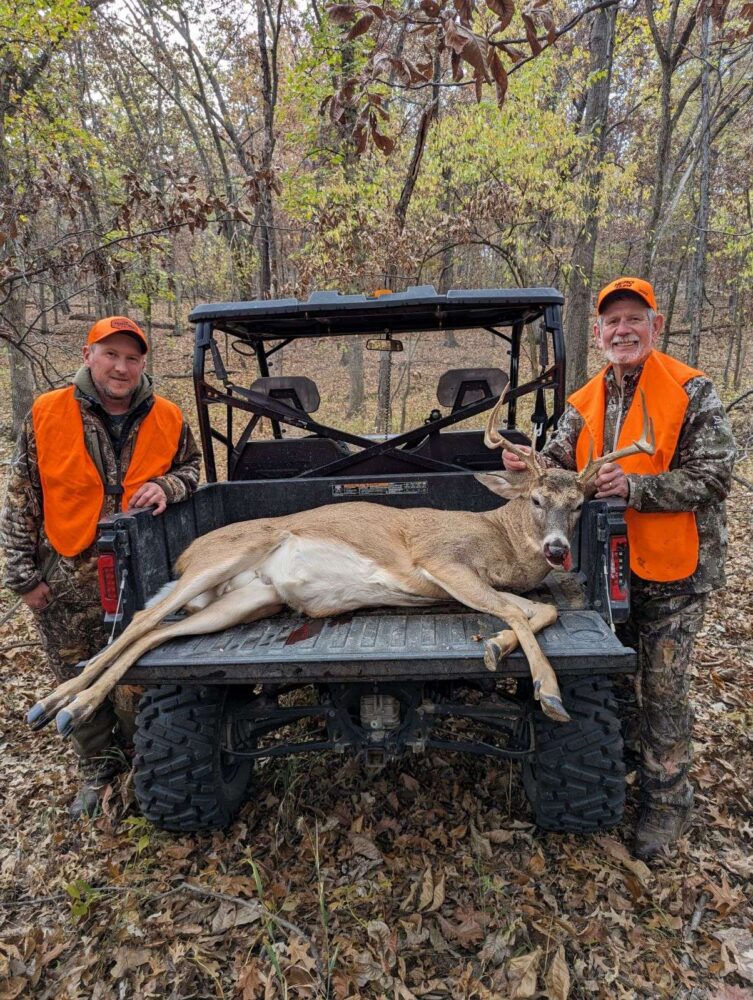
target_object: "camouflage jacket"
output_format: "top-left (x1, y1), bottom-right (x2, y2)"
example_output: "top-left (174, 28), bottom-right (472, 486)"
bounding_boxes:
top-left (542, 358), bottom-right (736, 596)
top-left (0, 368), bottom-right (201, 595)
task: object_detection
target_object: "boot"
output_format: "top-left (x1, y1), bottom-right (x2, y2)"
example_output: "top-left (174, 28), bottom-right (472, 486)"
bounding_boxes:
top-left (69, 747), bottom-right (128, 820)
top-left (634, 803), bottom-right (692, 861)
top-left (69, 778), bottom-right (113, 820)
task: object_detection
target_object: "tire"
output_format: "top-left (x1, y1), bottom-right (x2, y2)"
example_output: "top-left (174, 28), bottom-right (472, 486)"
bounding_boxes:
top-left (522, 675), bottom-right (625, 833)
top-left (133, 685), bottom-right (254, 832)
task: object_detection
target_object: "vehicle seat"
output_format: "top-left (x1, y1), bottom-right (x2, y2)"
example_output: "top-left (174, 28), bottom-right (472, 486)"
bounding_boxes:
top-left (231, 376), bottom-right (349, 480)
top-left (407, 368), bottom-right (530, 470)
top-left (436, 368), bottom-right (509, 412)
top-left (249, 376), bottom-right (321, 413)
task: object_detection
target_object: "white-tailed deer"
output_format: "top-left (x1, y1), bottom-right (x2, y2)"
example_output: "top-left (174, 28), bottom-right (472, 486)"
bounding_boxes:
top-left (28, 390), bottom-right (655, 738)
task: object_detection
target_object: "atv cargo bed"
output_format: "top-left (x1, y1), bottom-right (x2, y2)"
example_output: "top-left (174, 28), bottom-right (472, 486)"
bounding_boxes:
top-left (124, 605), bottom-right (634, 684)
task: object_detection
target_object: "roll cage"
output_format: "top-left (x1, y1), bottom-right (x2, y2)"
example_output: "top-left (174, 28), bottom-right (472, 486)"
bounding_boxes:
top-left (188, 285), bottom-right (566, 483)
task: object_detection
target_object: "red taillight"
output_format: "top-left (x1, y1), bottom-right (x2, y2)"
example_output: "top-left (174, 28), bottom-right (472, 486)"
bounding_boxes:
top-left (609, 536), bottom-right (629, 602)
top-left (98, 553), bottom-right (119, 613)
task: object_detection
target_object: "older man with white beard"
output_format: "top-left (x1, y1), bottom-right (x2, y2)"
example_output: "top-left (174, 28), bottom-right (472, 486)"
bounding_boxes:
top-left (503, 277), bottom-right (736, 860)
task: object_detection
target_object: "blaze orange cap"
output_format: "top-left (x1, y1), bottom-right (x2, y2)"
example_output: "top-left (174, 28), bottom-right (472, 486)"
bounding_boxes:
top-left (597, 277), bottom-right (657, 314)
top-left (87, 316), bottom-right (148, 353)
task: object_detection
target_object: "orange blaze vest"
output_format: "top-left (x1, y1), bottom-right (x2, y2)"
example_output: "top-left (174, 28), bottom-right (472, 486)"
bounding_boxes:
top-left (33, 386), bottom-right (183, 558)
top-left (569, 350), bottom-right (703, 582)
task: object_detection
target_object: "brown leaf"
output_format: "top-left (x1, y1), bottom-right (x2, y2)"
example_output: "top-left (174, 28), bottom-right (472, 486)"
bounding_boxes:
top-left (0, 979), bottom-right (27, 1000)
top-left (488, 49), bottom-right (508, 105)
top-left (350, 831), bottom-right (384, 860)
top-left (528, 849), bottom-right (545, 874)
top-left (430, 871), bottom-right (446, 911)
top-left (486, 0), bottom-right (515, 31)
top-left (594, 835), bottom-right (652, 886)
top-left (236, 960), bottom-right (266, 999)
top-left (110, 947), bottom-right (152, 978)
top-left (327, 3), bottom-right (357, 23)
top-left (288, 937), bottom-right (317, 974)
top-left (435, 911), bottom-right (486, 947)
top-left (544, 945), bottom-right (570, 1000)
top-left (346, 13), bottom-right (374, 39)
top-left (371, 125), bottom-right (395, 155)
top-left (715, 928), bottom-right (753, 983)
top-left (353, 123), bottom-right (368, 153)
top-left (521, 13), bottom-right (542, 55)
top-left (507, 948), bottom-right (541, 998)
top-left (706, 873), bottom-right (745, 916)
top-left (417, 867), bottom-right (435, 911)
top-left (487, 827), bottom-right (514, 843)
top-left (470, 823), bottom-right (493, 859)
top-left (499, 41), bottom-right (526, 61)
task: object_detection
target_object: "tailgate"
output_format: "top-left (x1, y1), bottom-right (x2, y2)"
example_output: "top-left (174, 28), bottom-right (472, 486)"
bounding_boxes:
top-left (122, 604), bottom-right (635, 685)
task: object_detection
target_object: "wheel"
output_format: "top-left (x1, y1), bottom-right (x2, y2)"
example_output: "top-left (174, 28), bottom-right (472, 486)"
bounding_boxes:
top-left (522, 675), bottom-right (625, 833)
top-left (133, 685), bottom-right (254, 832)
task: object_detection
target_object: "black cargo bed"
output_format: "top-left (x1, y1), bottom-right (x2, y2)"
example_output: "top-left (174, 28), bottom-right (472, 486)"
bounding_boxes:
top-left (122, 604), bottom-right (634, 685)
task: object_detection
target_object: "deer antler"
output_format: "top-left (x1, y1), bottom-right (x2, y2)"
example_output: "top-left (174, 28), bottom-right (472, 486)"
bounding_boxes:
top-left (578, 388), bottom-right (656, 484)
top-left (483, 385), bottom-right (541, 476)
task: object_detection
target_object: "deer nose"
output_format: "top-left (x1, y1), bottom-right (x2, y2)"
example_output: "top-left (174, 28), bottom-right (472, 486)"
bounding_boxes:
top-left (543, 539), bottom-right (570, 567)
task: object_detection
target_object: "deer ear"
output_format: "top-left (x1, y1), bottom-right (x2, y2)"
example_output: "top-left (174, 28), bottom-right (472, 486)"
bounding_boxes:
top-left (583, 480), bottom-right (598, 501)
top-left (475, 471), bottom-right (530, 499)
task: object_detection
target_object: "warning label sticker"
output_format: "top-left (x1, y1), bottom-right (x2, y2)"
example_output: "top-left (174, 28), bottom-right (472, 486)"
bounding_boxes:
top-left (332, 480), bottom-right (429, 498)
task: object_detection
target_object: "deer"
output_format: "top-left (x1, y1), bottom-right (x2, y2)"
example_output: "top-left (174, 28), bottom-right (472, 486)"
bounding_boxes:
top-left (27, 389), bottom-right (655, 740)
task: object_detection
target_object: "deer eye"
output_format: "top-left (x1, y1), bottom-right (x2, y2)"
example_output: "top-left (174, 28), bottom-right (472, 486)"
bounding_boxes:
top-left (531, 495), bottom-right (542, 508)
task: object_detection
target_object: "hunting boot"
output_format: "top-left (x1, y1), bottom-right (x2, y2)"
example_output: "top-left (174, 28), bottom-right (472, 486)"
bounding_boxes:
top-left (634, 802), bottom-right (692, 861)
top-left (68, 700), bottom-right (127, 820)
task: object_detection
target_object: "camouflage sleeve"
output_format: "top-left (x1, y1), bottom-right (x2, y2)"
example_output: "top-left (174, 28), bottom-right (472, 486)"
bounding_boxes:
top-left (0, 414), bottom-right (44, 594)
top-left (149, 421), bottom-right (201, 505)
top-left (540, 404), bottom-right (582, 471)
top-left (627, 378), bottom-right (735, 512)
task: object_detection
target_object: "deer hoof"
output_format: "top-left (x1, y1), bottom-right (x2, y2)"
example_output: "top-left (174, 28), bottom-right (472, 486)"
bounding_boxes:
top-left (27, 702), bottom-right (51, 730)
top-left (483, 632), bottom-right (516, 669)
top-left (537, 688), bottom-right (571, 724)
top-left (483, 639), bottom-right (500, 670)
top-left (56, 709), bottom-right (75, 738)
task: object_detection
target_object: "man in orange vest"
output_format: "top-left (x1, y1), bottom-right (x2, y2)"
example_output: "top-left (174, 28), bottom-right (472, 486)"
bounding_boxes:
top-left (502, 278), bottom-right (736, 859)
top-left (0, 316), bottom-right (200, 818)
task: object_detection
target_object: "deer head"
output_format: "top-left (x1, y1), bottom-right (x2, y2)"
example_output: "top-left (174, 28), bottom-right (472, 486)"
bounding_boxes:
top-left (475, 387), bottom-right (655, 571)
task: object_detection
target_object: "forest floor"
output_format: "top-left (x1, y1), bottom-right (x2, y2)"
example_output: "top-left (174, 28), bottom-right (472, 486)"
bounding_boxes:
top-left (0, 311), bottom-right (752, 1000)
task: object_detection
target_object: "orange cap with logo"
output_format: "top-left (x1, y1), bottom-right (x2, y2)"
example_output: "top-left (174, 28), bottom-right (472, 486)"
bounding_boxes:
top-left (596, 277), bottom-right (657, 314)
top-left (87, 316), bottom-right (148, 353)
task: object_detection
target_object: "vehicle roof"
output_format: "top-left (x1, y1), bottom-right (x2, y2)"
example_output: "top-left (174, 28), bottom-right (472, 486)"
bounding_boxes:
top-left (188, 285), bottom-right (564, 340)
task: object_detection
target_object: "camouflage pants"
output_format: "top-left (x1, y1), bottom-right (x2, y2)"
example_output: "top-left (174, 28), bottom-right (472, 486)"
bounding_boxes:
top-left (617, 591), bottom-right (708, 810)
top-left (32, 552), bottom-right (139, 782)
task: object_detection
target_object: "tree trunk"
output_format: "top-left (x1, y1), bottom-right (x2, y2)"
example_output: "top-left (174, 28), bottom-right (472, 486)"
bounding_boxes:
top-left (346, 339), bottom-right (364, 416)
top-left (687, 2), bottom-right (712, 368)
top-left (256, 0), bottom-right (279, 297)
top-left (4, 286), bottom-right (35, 436)
top-left (563, 2), bottom-right (617, 393)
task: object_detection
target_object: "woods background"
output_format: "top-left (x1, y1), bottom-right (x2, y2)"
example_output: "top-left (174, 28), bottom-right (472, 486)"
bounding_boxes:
top-left (1, 0), bottom-right (753, 998)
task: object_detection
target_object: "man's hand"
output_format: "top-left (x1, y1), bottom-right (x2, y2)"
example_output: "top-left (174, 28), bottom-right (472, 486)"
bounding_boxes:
top-left (22, 581), bottom-right (52, 611)
top-left (502, 445), bottom-right (532, 472)
top-left (129, 482), bottom-right (168, 516)
top-left (594, 461), bottom-right (629, 500)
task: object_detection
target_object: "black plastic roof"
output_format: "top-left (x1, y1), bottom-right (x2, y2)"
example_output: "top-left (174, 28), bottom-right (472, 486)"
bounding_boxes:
top-left (188, 285), bottom-right (564, 340)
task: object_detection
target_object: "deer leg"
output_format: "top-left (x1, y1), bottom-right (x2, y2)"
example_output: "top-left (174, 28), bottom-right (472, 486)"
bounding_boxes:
top-left (482, 593), bottom-right (558, 668)
top-left (27, 544), bottom-right (281, 731)
top-left (54, 577), bottom-right (283, 738)
top-left (421, 563), bottom-right (569, 723)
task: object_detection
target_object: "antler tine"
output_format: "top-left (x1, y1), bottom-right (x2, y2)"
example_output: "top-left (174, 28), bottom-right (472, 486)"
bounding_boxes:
top-left (578, 388), bottom-right (656, 484)
top-left (483, 385), bottom-right (540, 475)
top-left (483, 386), bottom-right (509, 450)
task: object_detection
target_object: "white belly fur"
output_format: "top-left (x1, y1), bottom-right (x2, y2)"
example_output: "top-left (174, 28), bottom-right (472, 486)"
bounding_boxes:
top-left (249, 535), bottom-right (435, 615)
